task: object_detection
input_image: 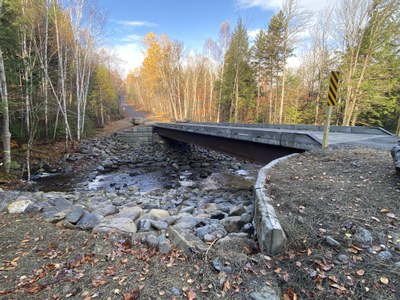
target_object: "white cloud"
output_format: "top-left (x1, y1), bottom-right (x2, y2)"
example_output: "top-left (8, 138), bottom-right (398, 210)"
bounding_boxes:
top-left (248, 29), bottom-right (262, 40)
top-left (121, 34), bottom-right (142, 43)
top-left (235, 0), bottom-right (281, 10)
top-left (111, 43), bottom-right (144, 78)
top-left (235, 0), bottom-right (335, 12)
top-left (116, 20), bottom-right (157, 27)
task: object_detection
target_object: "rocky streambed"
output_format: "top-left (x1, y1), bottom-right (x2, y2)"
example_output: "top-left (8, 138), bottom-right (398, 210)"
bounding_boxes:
top-left (1, 135), bottom-right (261, 254)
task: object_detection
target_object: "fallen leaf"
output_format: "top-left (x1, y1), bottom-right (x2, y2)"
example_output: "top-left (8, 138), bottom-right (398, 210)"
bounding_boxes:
top-left (92, 280), bottom-right (108, 287)
top-left (123, 289), bottom-right (140, 300)
top-left (380, 208), bottom-right (389, 213)
top-left (371, 217), bottom-right (380, 223)
top-left (356, 269), bottom-right (365, 276)
top-left (386, 213), bottom-right (396, 219)
top-left (283, 287), bottom-right (298, 300)
top-left (187, 289), bottom-right (197, 300)
top-left (380, 277), bottom-right (389, 285)
top-left (223, 280), bottom-right (231, 292)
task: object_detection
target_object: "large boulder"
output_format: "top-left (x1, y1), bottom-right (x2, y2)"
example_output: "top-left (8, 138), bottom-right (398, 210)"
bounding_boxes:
top-left (391, 140), bottom-right (400, 172)
top-left (93, 217), bottom-right (137, 235)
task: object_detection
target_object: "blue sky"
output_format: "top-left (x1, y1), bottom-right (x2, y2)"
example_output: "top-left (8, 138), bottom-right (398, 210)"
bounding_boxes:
top-left (98, 0), bottom-right (335, 76)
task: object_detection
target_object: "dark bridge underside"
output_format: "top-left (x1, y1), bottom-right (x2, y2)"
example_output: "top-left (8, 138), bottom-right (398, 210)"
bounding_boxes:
top-left (154, 127), bottom-right (303, 164)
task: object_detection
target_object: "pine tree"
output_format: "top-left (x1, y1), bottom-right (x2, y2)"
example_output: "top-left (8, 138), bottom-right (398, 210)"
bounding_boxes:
top-left (221, 18), bottom-right (255, 122)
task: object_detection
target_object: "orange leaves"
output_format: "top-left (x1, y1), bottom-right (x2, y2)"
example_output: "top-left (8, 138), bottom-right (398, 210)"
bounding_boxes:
top-left (283, 287), bottom-right (298, 300)
top-left (187, 289), bottom-right (197, 300)
top-left (123, 288), bottom-right (140, 300)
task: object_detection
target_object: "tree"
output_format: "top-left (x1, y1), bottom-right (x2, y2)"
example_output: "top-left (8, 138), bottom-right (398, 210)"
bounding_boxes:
top-left (334, 0), bottom-right (400, 126)
top-left (0, 0), bottom-right (16, 173)
top-left (217, 20), bottom-right (230, 122)
top-left (278, 0), bottom-right (310, 123)
top-left (0, 48), bottom-right (11, 173)
top-left (222, 18), bottom-right (255, 123)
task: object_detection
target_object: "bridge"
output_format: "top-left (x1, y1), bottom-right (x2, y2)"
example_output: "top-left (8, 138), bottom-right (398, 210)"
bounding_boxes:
top-left (153, 122), bottom-right (396, 163)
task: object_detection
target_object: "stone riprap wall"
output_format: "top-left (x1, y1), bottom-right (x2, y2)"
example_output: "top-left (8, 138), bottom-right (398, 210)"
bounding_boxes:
top-left (2, 135), bottom-right (258, 255)
top-left (391, 140), bottom-right (400, 172)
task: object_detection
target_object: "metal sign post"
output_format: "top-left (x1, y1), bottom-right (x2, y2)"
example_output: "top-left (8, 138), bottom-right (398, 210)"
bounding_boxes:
top-left (322, 71), bottom-right (340, 149)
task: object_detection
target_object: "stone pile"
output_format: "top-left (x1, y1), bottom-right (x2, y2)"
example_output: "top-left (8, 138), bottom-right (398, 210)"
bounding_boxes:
top-left (391, 140), bottom-right (400, 172)
top-left (2, 135), bottom-right (258, 255)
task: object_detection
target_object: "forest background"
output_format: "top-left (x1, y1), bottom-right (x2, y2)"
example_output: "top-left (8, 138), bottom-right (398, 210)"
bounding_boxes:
top-left (1, 0), bottom-right (400, 176)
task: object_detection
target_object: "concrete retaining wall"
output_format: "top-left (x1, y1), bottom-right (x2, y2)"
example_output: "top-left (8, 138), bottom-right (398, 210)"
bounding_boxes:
top-left (114, 126), bottom-right (154, 145)
top-left (253, 154), bottom-right (298, 255)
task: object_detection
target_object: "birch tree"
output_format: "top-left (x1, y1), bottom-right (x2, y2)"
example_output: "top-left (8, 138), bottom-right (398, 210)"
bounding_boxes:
top-left (334, 0), bottom-right (400, 125)
top-left (0, 0), bottom-right (11, 173)
top-left (279, 0), bottom-right (310, 123)
top-left (0, 48), bottom-right (11, 173)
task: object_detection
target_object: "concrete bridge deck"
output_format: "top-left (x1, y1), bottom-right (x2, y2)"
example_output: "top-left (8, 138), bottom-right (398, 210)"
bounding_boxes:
top-left (153, 122), bottom-right (397, 163)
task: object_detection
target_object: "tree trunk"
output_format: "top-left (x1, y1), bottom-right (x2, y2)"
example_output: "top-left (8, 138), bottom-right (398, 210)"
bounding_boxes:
top-left (44, 0), bottom-right (49, 141)
top-left (396, 114), bottom-right (400, 137)
top-left (279, 63), bottom-right (286, 124)
top-left (0, 48), bottom-right (11, 173)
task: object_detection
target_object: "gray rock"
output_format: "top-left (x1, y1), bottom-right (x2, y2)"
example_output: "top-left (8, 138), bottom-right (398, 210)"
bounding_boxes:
top-left (203, 234), bottom-right (215, 242)
top-left (195, 223), bottom-right (227, 240)
top-left (170, 287), bottom-right (180, 296)
top-left (213, 257), bottom-right (223, 271)
top-left (168, 227), bottom-right (208, 253)
top-left (173, 216), bottom-right (198, 230)
top-left (249, 286), bottom-right (281, 300)
top-left (149, 209), bottom-right (170, 220)
top-left (93, 205), bottom-right (118, 217)
top-left (391, 140), bottom-right (400, 171)
top-left (150, 220), bottom-right (169, 231)
top-left (137, 219), bottom-right (151, 232)
top-left (336, 254), bottom-right (350, 264)
top-left (7, 200), bottom-right (33, 213)
top-left (326, 236), bottom-right (341, 248)
top-left (158, 240), bottom-right (172, 254)
top-left (223, 266), bottom-right (233, 274)
top-left (96, 165), bottom-right (105, 172)
top-left (76, 212), bottom-right (103, 230)
top-left (240, 212), bottom-right (252, 224)
top-left (377, 250), bottom-right (392, 260)
top-left (181, 206), bottom-right (195, 213)
top-left (93, 217), bottom-right (137, 235)
top-left (229, 205), bottom-right (246, 216)
top-left (66, 206), bottom-right (84, 224)
top-left (241, 223), bottom-right (255, 235)
top-left (204, 203), bottom-right (218, 213)
top-left (217, 202), bottom-right (233, 213)
top-left (114, 207), bottom-right (142, 220)
top-left (220, 216), bottom-right (245, 233)
top-left (146, 234), bottom-right (159, 248)
top-left (42, 210), bottom-right (66, 223)
top-left (353, 227), bottom-right (373, 247)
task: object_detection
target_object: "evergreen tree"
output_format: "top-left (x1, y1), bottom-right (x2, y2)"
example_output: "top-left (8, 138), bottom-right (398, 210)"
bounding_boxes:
top-left (221, 18), bottom-right (255, 122)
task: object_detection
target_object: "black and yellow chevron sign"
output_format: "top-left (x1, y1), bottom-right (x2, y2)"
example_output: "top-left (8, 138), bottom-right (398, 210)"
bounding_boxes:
top-left (327, 71), bottom-right (340, 106)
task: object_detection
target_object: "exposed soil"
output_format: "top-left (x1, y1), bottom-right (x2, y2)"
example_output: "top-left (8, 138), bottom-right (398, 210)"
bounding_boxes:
top-left (1, 112), bottom-right (400, 299)
top-left (0, 212), bottom-right (272, 300)
top-left (268, 148), bottom-right (400, 299)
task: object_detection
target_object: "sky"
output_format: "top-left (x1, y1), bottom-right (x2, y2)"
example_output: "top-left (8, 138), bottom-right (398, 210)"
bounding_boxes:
top-left (98, 0), bottom-right (335, 77)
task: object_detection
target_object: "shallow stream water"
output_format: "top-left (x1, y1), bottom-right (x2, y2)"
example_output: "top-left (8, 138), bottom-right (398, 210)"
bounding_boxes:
top-left (32, 163), bottom-right (260, 194)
